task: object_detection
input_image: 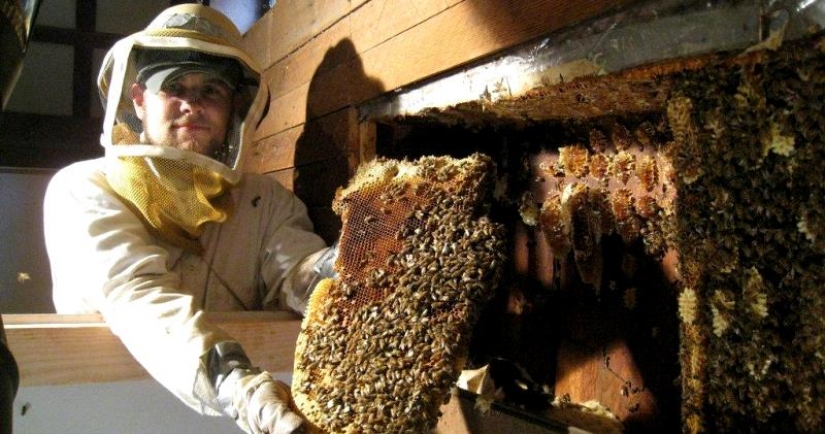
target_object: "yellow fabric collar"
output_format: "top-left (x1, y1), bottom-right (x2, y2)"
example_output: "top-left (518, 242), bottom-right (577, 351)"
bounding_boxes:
top-left (106, 156), bottom-right (234, 254)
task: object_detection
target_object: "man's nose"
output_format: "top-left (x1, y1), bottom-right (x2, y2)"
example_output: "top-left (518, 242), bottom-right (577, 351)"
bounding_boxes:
top-left (178, 91), bottom-right (206, 111)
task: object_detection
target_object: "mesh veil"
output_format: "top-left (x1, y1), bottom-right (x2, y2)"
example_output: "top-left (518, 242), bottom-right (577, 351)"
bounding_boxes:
top-left (95, 5), bottom-right (268, 252)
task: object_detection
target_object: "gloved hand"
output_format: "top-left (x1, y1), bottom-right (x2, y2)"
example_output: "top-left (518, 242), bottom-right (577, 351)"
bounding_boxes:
top-left (222, 369), bottom-right (306, 434)
top-left (295, 241), bottom-right (339, 315)
top-left (312, 239), bottom-right (339, 281)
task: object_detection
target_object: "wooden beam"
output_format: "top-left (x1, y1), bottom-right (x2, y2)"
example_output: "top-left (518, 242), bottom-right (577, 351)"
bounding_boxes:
top-left (241, 0), bottom-right (369, 70)
top-left (3, 312), bottom-right (301, 386)
top-left (247, 107), bottom-right (360, 174)
top-left (258, 0), bottom-right (463, 108)
top-left (71, 0), bottom-right (96, 118)
top-left (30, 25), bottom-right (122, 49)
top-left (251, 0), bottom-right (638, 141)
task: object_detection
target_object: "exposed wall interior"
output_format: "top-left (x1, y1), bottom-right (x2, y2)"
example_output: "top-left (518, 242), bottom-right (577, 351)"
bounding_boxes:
top-left (351, 2), bottom-right (825, 432)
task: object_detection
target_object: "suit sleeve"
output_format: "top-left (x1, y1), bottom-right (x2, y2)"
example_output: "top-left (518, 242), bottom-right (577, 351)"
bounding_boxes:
top-left (44, 162), bottom-right (233, 415)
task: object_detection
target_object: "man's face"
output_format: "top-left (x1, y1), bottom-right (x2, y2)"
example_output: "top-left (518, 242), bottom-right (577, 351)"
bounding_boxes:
top-left (131, 72), bottom-right (235, 157)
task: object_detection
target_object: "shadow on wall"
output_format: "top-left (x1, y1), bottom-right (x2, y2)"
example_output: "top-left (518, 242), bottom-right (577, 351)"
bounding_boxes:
top-left (293, 38), bottom-right (385, 245)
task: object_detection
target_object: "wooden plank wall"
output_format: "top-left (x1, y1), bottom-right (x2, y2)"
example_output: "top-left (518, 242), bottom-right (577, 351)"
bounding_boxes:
top-left (240, 0), bottom-right (639, 244)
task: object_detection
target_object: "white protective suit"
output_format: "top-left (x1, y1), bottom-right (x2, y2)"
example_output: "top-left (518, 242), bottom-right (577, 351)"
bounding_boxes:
top-left (43, 5), bottom-right (332, 434)
top-left (47, 158), bottom-right (327, 316)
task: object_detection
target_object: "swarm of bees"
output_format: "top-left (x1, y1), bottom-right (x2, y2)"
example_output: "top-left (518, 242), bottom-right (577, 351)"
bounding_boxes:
top-left (292, 154), bottom-right (507, 433)
top-left (667, 35), bottom-right (825, 433)
top-left (512, 32), bottom-right (825, 433)
top-left (287, 25), bottom-right (825, 434)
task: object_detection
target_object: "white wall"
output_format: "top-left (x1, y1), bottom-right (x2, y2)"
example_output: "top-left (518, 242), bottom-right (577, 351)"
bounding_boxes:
top-left (14, 370), bottom-right (293, 434)
top-left (14, 380), bottom-right (241, 434)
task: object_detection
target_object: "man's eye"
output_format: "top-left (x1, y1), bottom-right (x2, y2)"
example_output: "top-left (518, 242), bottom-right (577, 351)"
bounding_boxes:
top-left (202, 83), bottom-right (230, 100)
top-left (201, 85), bottom-right (221, 98)
top-left (161, 83), bottom-right (185, 97)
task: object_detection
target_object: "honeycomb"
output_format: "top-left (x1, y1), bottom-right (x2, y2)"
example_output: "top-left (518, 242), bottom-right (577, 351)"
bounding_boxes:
top-left (320, 26), bottom-right (825, 433)
top-left (668, 36), bottom-right (825, 433)
top-left (522, 35), bottom-right (825, 431)
top-left (529, 116), bottom-right (677, 291)
top-left (292, 153), bottom-right (507, 433)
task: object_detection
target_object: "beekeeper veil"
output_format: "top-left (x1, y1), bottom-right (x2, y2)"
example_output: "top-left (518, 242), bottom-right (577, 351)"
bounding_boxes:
top-left (97, 4), bottom-right (268, 253)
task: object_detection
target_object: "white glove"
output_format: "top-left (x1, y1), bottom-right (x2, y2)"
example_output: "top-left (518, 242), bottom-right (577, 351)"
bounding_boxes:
top-left (223, 370), bottom-right (306, 434)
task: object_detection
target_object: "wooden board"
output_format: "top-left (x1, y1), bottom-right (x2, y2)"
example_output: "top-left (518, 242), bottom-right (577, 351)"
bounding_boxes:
top-left (241, 0), bottom-right (368, 71)
top-left (247, 108), bottom-right (360, 174)
top-left (248, 0), bottom-right (639, 141)
top-left (3, 312), bottom-right (301, 386)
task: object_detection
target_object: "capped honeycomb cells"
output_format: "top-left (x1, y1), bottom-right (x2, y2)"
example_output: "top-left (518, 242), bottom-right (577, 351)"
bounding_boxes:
top-left (540, 193), bottom-right (570, 256)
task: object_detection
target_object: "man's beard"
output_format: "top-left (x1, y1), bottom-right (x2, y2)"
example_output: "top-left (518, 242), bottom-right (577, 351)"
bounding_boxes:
top-left (143, 115), bottom-right (226, 158)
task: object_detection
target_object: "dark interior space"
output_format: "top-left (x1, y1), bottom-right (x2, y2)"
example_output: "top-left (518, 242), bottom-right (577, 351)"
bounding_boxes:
top-left (373, 113), bottom-right (683, 432)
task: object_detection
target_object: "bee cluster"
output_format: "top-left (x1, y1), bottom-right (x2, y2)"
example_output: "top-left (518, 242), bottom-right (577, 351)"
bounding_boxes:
top-left (292, 154), bottom-right (507, 433)
top-left (528, 116), bottom-right (677, 291)
top-left (667, 36), bottom-right (825, 433)
top-left (504, 34), bottom-right (825, 432)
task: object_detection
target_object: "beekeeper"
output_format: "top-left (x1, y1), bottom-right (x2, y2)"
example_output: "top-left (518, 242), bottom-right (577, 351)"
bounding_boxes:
top-left (43, 5), bottom-right (336, 434)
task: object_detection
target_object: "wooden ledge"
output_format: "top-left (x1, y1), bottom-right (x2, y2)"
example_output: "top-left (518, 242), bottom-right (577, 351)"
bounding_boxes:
top-left (2, 312), bottom-right (302, 387)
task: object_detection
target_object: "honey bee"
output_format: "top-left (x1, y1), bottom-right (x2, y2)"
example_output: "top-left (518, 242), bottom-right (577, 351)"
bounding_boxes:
top-left (559, 145), bottom-right (589, 178)
top-left (636, 195), bottom-right (660, 220)
top-left (611, 152), bottom-right (636, 185)
top-left (634, 121), bottom-right (656, 150)
top-left (743, 267), bottom-right (769, 319)
top-left (641, 220), bottom-right (666, 260)
top-left (610, 122), bottom-right (633, 151)
top-left (589, 128), bottom-right (610, 153)
top-left (637, 155), bottom-right (659, 192)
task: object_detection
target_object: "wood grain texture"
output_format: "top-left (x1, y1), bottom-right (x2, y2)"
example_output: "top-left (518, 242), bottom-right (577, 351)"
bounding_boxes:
top-left (247, 108), bottom-right (360, 174)
top-left (242, 0), bottom-right (367, 70)
top-left (248, 0), bottom-right (638, 141)
top-left (3, 312), bottom-right (301, 386)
